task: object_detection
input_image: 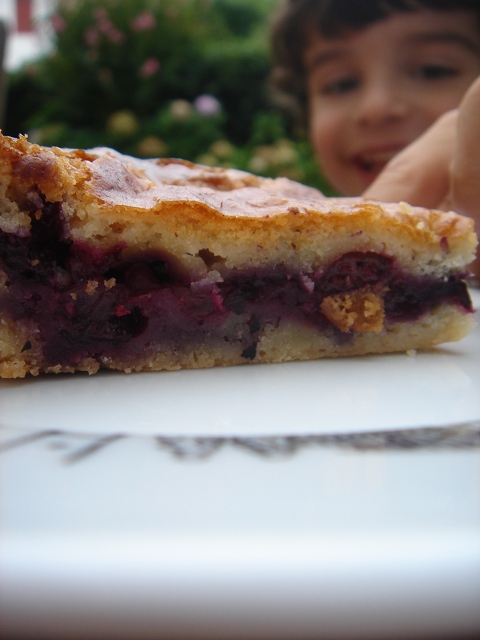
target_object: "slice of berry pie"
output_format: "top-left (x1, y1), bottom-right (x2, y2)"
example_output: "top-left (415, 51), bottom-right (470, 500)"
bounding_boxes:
top-left (0, 133), bottom-right (477, 377)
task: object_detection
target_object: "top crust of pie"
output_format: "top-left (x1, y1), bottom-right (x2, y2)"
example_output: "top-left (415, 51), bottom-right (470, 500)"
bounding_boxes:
top-left (0, 133), bottom-right (477, 279)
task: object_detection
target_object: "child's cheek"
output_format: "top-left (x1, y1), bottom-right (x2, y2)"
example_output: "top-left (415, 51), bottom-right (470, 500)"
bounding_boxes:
top-left (309, 106), bottom-right (346, 181)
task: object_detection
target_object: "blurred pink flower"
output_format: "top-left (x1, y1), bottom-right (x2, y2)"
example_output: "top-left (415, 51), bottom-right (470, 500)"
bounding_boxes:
top-left (84, 26), bottom-right (99, 47)
top-left (131, 10), bottom-right (156, 32)
top-left (93, 8), bottom-right (108, 21)
top-left (139, 57), bottom-right (161, 78)
top-left (193, 95), bottom-right (222, 117)
top-left (51, 15), bottom-right (67, 33)
top-left (105, 27), bottom-right (125, 44)
top-left (95, 12), bottom-right (124, 44)
top-left (97, 17), bottom-right (110, 33)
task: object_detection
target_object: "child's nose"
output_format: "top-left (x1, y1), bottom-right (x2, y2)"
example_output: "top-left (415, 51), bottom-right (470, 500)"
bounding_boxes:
top-left (356, 81), bottom-right (409, 126)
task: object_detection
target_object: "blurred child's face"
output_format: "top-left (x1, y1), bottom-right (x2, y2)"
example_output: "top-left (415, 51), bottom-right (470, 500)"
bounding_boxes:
top-left (305, 10), bottom-right (480, 196)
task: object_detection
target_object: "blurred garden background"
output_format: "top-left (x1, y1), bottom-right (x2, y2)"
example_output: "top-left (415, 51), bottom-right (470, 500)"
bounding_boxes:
top-left (3, 0), bottom-right (333, 193)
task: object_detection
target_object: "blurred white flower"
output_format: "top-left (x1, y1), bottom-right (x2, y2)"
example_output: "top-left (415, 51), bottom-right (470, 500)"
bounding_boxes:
top-left (169, 100), bottom-right (193, 121)
top-left (209, 139), bottom-right (234, 160)
top-left (106, 110), bottom-right (140, 137)
top-left (136, 136), bottom-right (168, 158)
top-left (248, 156), bottom-right (269, 174)
top-left (195, 153), bottom-right (218, 167)
top-left (272, 139), bottom-right (299, 165)
top-left (193, 94), bottom-right (221, 117)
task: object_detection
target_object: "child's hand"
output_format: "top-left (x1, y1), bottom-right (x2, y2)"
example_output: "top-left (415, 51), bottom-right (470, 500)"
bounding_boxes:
top-left (364, 76), bottom-right (480, 278)
top-left (363, 109), bottom-right (457, 210)
top-left (449, 75), bottom-right (480, 231)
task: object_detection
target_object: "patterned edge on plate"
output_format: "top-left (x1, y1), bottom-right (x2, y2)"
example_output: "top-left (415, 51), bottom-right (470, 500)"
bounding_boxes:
top-left (1, 422), bottom-right (479, 463)
top-left (156, 422), bottom-right (480, 459)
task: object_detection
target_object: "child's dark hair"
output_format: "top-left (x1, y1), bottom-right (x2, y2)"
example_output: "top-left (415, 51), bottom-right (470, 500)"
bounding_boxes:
top-left (270, 0), bottom-right (480, 126)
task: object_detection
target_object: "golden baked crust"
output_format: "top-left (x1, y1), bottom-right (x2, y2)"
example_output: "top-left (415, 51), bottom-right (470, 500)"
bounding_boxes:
top-left (0, 133), bottom-right (477, 378)
top-left (1, 134), bottom-right (476, 274)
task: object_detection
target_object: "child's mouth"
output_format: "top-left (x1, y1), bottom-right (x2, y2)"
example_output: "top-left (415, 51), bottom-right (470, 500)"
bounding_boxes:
top-left (353, 150), bottom-right (398, 184)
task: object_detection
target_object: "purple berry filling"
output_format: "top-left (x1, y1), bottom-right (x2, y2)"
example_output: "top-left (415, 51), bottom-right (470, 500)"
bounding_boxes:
top-left (0, 200), bottom-right (473, 367)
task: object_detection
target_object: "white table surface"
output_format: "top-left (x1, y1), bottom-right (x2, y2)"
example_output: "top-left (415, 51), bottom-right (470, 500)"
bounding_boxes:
top-left (1, 290), bottom-right (480, 640)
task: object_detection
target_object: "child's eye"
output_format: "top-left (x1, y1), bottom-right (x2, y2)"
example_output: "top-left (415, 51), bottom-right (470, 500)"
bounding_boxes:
top-left (414, 64), bottom-right (458, 80)
top-left (321, 76), bottom-right (359, 95)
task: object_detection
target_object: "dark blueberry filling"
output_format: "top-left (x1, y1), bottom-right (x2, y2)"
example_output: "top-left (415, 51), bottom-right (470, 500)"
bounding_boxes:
top-left (384, 274), bottom-right (472, 321)
top-left (0, 201), bottom-right (473, 368)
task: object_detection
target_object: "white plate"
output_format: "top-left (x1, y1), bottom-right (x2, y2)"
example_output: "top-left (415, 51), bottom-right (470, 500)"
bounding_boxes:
top-left (1, 291), bottom-right (480, 640)
top-left (1, 289), bottom-right (479, 437)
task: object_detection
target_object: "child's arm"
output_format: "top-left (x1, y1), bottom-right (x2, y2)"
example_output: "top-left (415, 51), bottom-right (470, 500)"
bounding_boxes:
top-left (365, 76), bottom-right (480, 278)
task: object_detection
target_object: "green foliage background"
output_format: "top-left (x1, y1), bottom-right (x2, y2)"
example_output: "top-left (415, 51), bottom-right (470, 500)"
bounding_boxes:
top-left (4, 0), bottom-right (332, 193)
